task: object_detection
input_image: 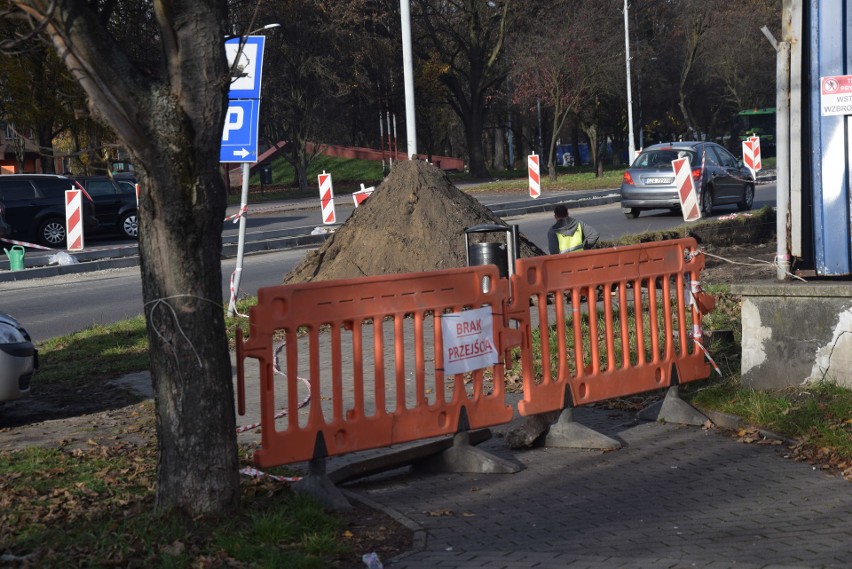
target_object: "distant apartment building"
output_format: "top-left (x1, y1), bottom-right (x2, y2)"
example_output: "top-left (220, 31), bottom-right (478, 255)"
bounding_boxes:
top-left (0, 122), bottom-right (42, 174)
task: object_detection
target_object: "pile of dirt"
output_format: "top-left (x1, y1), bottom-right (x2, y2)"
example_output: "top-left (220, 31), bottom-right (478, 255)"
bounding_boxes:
top-left (284, 160), bottom-right (545, 284)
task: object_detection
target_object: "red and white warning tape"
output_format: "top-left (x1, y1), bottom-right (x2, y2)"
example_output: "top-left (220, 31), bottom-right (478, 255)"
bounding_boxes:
top-left (0, 237), bottom-right (55, 251)
top-left (0, 237), bottom-right (139, 254)
top-left (239, 467), bottom-right (302, 484)
top-left (689, 279), bottom-right (722, 376)
top-left (225, 204), bottom-right (248, 224)
top-left (228, 268), bottom-right (245, 317)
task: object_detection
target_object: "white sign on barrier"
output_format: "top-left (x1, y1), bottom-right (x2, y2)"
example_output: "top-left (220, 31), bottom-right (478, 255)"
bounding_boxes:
top-left (441, 306), bottom-right (499, 376)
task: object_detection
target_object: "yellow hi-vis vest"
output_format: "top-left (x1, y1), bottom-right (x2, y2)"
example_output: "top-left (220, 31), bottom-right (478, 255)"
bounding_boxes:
top-left (557, 224), bottom-right (584, 253)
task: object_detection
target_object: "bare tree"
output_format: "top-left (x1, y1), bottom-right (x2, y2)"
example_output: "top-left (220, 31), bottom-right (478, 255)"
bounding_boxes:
top-left (412, 0), bottom-right (515, 179)
top-left (3, 0), bottom-right (240, 515)
top-left (509, 1), bottom-right (619, 180)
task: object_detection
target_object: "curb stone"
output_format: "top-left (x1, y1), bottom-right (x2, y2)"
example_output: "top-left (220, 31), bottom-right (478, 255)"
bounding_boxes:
top-left (341, 489), bottom-right (429, 565)
top-left (701, 407), bottom-right (797, 445)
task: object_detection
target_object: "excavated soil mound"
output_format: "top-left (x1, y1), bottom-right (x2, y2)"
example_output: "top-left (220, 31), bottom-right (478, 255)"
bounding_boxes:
top-left (284, 160), bottom-right (545, 283)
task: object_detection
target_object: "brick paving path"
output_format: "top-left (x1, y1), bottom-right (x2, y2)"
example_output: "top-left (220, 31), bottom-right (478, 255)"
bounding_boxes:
top-left (345, 407), bottom-right (851, 569)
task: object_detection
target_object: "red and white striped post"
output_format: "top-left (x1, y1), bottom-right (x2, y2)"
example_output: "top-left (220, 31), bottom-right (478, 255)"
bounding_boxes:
top-left (742, 140), bottom-right (757, 180)
top-left (672, 157), bottom-right (700, 222)
top-left (528, 153), bottom-right (541, 199)
top-left (318, 171), bottom-right (336, 224)
top-left (352, 183), bottom-right (374, 207)
top-left (65, 188), bottom-right (84, 251)
top-left (748, 135), bottom-right (762, 173)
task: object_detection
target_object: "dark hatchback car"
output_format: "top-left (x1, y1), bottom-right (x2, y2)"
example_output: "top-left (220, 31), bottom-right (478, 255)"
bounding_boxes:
top-left (74, 176), bottom-right (138, 239)
top-left (620, 141), bottom-right (755, 219)
top-left (0, 174), bottom-right (99, 247)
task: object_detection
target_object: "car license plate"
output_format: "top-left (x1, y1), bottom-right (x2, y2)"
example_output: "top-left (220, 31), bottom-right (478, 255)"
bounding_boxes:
top-left (643, 177), bottom-right (674, 184)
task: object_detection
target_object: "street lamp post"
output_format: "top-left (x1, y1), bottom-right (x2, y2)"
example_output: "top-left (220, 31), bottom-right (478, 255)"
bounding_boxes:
top-left (400, 1), bottom-right (417, 159)
top-left (623, 0), bottom-right (636, 163)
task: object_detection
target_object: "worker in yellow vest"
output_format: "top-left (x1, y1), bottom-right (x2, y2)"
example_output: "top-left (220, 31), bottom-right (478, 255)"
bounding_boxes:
top-left (547, 204), bottom-right (600, 254)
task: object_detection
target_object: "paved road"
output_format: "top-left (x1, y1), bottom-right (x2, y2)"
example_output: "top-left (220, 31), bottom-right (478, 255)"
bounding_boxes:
top-left (0, 188), bottom-right (623, 279)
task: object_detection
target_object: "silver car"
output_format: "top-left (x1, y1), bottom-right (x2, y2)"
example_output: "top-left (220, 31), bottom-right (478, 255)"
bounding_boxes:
top-left (0, 313), bottom-right (37, 403)
top-left (620, 141), bottom-right (755, 219)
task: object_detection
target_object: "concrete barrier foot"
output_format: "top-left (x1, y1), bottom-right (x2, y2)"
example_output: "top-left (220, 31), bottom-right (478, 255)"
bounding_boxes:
top-left (293, 457), bottom-right (352, 511)
top-left (637, 385), bottom-right (708, 426)
top-left (414, 431), bottom-right (522, 474)
top-left (543, 408), bottom-right (622, 449)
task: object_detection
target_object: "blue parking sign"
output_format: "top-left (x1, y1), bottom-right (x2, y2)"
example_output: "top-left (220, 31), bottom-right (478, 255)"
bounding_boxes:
top-left (220, 100), bottom-right (260, 163)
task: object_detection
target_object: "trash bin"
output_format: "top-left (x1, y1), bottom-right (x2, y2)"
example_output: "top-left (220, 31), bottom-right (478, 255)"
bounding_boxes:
top-left (467, 242), bottom-right (508, 278)
top-left (463, 224), bottom-right (519, 279)
top-left (0, 313), bottom-right (37, 403)
top-left (259, 165), bottom-right (273, 185)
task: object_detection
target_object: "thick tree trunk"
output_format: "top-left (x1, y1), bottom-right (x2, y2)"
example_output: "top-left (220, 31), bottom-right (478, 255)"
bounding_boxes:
top-left (37, 126), bottom-right (55, 174)
top-left (12, 0), bottom-right (242, 516)
top-left (465, 108), bottom-right (490, 180)
top-left (582, 122), bottom-right (599, 175)
top-left (138, 160), bottom-right (239, 513)
top-left (493, 126), bottom-right (506, 171)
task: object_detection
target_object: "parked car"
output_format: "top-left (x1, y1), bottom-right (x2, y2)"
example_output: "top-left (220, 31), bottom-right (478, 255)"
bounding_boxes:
top-left (73, 176), bottom-right (138, 239)
top-left (0, 312), bottom-right (37, 404)
top-left (0, 200), bottom-right (11, 239)
top-left (620, 141), bottom-right (755, 219)
top-left (0, 174), bottom-right (99, 247)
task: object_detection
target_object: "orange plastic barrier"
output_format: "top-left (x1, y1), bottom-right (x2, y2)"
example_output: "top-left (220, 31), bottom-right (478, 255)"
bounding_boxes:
top-left (506, 238), bottom-right (711, 416)
top-left (236, 265), bottom-right (515, 468)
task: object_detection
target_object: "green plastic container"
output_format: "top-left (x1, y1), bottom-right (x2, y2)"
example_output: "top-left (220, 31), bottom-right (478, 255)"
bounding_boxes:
top-left (4, 245), bottom-right (25, 271)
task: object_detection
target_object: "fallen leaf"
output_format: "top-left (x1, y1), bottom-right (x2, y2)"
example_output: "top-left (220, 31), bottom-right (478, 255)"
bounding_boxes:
top-left (162, 540), bottom-right (185, 556)
top-left (427, 509), bottom-right (454, 517)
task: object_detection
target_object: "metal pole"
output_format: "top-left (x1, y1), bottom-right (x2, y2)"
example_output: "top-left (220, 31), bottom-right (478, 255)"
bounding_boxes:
top-left (379, 109), bottom-right (386, 172)
top-left (400, 0), bottom-right (418, 158)
top-left (536, 99), bottom-right (544, 157)
top-left (775, 40), bottom-right (791, 280)
top-left (787, 0), bottom-right (803, 257)
top-left (624, 0), bottom-right (636, 162)
top-left (507, 110), bottom-right (515, 168)
top-left (761, 24), bottom-right (791, 281)
top-left (386, 111), bottom-right (393, 165)
top-left (393, 113), bottom-right (399, 160)
top-left (228, 161), bottom-right (250, 316)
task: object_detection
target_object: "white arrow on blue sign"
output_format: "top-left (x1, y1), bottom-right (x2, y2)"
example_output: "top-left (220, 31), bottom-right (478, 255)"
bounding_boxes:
top-left (220, 99), bottom-right (260, 163)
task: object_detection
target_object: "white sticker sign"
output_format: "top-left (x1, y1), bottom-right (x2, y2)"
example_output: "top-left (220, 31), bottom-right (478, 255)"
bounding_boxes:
top-left (441, 306), bottom-right (499, 376)
top-left (820, 75), bottom-right (852, 116)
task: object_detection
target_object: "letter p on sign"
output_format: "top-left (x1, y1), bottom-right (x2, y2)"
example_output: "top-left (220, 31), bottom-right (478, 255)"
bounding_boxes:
top-left (223, 106), bottom-right (244, 141)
